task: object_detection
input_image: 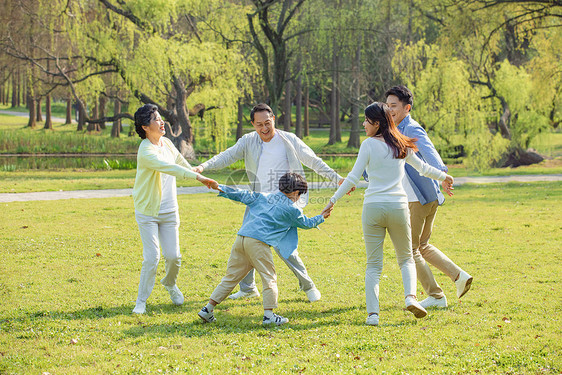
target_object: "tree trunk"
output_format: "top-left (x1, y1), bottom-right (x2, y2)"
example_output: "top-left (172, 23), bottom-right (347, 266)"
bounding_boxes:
top-left (236, 98), bottom-right (244, 140)
top-left (77, 100), bottom-right (86, 131)
top-left (87, 100), bottom-right (100, 132)
top-left (501, 146), bottom-right (544, 167)
top-left (99, 95), bottom-right (107, 129)
top-left (111, 99), bottom-right (121, 138)
top-left (328, 45), bottom-right (338, 145)
top-left (335, 67), bottom-right (341, 143)
top-left (295, 74), bottom-right (302, 139)
top-left (36, 97), bottom-right (42, 122)
top-left (498, 99), bottom-right (511, 139)
top-left (65, 98), bottom-right (72, 124)
top-left (304, 84), bottom-right (309, 137)
top-left (44, 94), bottom-right (53, 130)
top-left (11, 73), bottom-right (17, 108)
top-left (164, 76), bottom-right (195, 160)
top-left (283, 79), bottom-right (291, 131)
top-left (348, 41), bottom-right (361, 148)
top-left (27, 91), bottom-right (36, 129)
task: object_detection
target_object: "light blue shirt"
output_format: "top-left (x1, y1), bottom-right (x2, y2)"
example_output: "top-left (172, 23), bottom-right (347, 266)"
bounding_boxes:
top-left (397, 115), bottom-right (448, 205)
top-left (218, 185), bottom-right (325, 258)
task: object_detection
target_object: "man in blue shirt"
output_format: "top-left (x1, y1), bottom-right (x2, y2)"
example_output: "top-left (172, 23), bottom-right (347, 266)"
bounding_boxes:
top-left (385, 85), bottom-right (473, 309)
top-left (198, 173), bottom-right (331, 326)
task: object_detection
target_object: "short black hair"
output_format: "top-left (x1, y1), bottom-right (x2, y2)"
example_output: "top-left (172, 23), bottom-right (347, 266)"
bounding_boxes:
top-left (385, 85), bottom-right (413, 107)
top-left (279, 172), bottom-right (308, 196)
top-left (134, 104), bottom-right (158, 139)
top-left (250, 103), bottom-right (274, 122)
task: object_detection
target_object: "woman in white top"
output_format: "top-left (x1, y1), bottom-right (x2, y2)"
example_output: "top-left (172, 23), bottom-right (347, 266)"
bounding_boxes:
top-left (323, 102), bottom-right (454, 326)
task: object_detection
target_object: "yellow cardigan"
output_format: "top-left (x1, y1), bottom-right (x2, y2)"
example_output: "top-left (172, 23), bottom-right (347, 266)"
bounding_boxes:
top-left (133, 137), bottom-right (199, 217)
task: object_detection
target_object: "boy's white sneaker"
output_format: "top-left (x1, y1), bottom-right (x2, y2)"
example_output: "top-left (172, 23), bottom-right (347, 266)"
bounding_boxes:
top-left (132, 301), bottom-right (146, 314)
top-left (305, 288), bottom-right (321, 302)
top-left (198, 307), bottom-right (216, 323)
top-left (455, 271), bottom-right (473, 298)
top-left (228, 289), bottom-right (260, 300)
top-left (263, 313), bottom-right (289, 326)
top-left (405, 296), bottom-right (427, 318)
top-left (165, 285), bottom-right (184, 305)
top-left (420, 295), bottom-right (448, 309)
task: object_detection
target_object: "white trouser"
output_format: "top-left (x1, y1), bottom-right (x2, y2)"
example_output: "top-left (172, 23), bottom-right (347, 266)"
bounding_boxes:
top-left (362, 202), bottom-right (416, 314)
top-left (135, 211), bottom-right (181, 304)
top-left (239, 247), bottom-right (315, 293)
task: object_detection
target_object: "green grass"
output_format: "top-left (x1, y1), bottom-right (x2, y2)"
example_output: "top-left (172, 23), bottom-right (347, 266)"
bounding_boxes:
top-left (0, 183), bottom-right (560, 373)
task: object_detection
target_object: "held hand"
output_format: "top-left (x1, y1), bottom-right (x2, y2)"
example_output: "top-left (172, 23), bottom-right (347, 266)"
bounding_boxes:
top-left (197, 175), bottom-right (220, 190)
top-left (442, 175), bottom-right (454, 197)
top-left (321, 201), bottom-right (334, 219)
top-left (192, 166), bottom-right (204, 174)
top-left (338, 178), bottom-right (355, 195)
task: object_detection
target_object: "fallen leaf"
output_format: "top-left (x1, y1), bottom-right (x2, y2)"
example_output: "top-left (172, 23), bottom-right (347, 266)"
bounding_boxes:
top-left (354, 356), bottom-right (360, 360)
top-left (96, 253), bottom-right (102, 257)
top-left (22, 226), bottom-right (28, 229)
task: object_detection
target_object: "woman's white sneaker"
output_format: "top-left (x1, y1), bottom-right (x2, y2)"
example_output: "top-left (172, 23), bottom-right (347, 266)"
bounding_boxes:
top-left (405, 296), bottom-right (427, 318)
top-left (132, 302), bottom-right (146, 314)
top-left (165, 285), bottom-right (184, 305)
top-left (366, 314), bottom-right (379, 326)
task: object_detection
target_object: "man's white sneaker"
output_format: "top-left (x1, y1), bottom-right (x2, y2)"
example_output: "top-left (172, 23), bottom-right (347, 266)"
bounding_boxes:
top-left (263, 313), bottom-right (289, 326)
top-left (165, 285), bottom-right (184, 305)
top-left (305, 288), bottom-right (321, 302)
top-left (132, 302), bottom-right (146, 314)
top-left (405, 296), bottom-right (427, 318)
top-left (420, 295), bottom-right (448, 309)
top-left (198, 307), bottom-right (216, 323)
top-left (455, 271), bottom-right (473, 298)
top-left (366, 314), bottom-right (379, 326)
top-left (228, 289), bottom-right (260, 300)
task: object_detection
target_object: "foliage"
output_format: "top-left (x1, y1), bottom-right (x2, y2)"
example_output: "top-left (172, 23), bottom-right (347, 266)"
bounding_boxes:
top-left (0, 183), bottom-right (561, 373)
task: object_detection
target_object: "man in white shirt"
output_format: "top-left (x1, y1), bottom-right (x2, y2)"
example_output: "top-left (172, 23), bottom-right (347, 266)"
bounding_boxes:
top-left (193, 103), bottom-right (345, 302)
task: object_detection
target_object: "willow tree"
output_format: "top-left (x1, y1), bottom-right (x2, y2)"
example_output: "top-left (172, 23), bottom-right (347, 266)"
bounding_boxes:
top-left (392, 0), bottom-right (561, 168)
top-left (57, 0), bottom-right (251, 157)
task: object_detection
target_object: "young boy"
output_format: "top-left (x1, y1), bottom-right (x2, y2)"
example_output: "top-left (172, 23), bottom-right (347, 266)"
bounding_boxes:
top-left (198, 172), bottom-right (332, 326)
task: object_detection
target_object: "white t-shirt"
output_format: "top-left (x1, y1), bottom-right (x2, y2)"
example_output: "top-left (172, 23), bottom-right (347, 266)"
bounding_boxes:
top-left (256, 132), bottom-right (290, 193)
top-left (331, 137), bottom-right (445, 205)
top-left (157, 142), bottom-right (178, 214)
top-left (402, 174), bottom-right (419, 202)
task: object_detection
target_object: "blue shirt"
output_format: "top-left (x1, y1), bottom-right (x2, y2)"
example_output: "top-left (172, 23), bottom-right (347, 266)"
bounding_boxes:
top-left (218, 185), bottom-right (325, 258)
top-left (397, 115), bottom-right (448, 205)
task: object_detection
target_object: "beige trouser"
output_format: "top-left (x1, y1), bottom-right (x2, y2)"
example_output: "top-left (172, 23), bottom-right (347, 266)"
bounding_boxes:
top-left (409, 200), bottom-right (462, 299)
top-left (362, 202), bottom-right (417, 315)
top-left (210, 236), bottom-right (278, 309)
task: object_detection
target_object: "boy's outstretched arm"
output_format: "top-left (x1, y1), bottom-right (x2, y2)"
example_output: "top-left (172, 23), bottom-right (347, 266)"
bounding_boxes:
top-left (217, 184), bottom-right (259, 205)
top-left (292, 209), bottom-right (325, 230)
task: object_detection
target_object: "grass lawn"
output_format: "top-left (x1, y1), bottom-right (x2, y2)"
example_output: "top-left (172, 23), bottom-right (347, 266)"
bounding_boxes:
top-left (0, 183), bottom-right (560, 373)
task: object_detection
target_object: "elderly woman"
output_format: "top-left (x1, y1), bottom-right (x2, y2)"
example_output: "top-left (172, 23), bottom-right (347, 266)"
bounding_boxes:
top-left (323, 102), bottom-right (454, 326)
top-left (132, 104), bottom-right (218, 314)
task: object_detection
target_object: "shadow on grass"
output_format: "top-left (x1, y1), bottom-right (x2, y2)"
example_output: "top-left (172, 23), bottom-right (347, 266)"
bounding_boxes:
top-left (3, 300), bottom-right (204, 324)
top-left (119, 303), bottom-right (421, 338)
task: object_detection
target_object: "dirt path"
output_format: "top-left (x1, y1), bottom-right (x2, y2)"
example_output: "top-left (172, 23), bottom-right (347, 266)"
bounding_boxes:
top-left (1, 175), bottom-right (560, 203)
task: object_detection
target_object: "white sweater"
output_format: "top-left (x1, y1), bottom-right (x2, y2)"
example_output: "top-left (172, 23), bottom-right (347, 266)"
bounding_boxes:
top-left (331, 137), bottom-right (446, 205)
